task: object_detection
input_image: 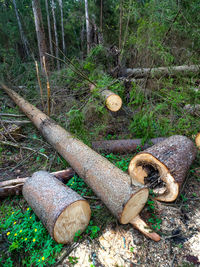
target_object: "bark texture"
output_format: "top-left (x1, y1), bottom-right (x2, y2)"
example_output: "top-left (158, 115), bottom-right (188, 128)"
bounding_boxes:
top-left (1, 84), bottom-right (149, 227)
top-left (196, 132), bottom-right (200, 149)
top-left (51, 0), bottom-right (60, 69)
top-left (23, 171), bottom-right (91, 243)
top-left (129, 135), bottom-right (197, 202)
top-left (92, 137), bottom-right (166, 154)
top-left (45, 0), bottom-right (53, 57)
top-left (32, 0), bottom-right (48, 72)
top-left (0, 168), bottom-right (75, 198)
top-left (85, 0), bottom-right (91, 54)
top-left (123, 65), bottom-right (200, 78)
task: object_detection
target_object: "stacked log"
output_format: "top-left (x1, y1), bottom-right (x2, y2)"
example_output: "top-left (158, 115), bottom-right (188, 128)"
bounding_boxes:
top-left (23, 171), bottom-right (91, 244)
top-left (1, 84), bottom-right (160, 241)
top-left (128, 135), bottom-right (196, 202)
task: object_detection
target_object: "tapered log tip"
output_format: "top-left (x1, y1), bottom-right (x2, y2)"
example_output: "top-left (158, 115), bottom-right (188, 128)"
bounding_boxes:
top-left (106, 94), bottom-right (122, 112)
top-left (196, 132), bottom-right (200, 149)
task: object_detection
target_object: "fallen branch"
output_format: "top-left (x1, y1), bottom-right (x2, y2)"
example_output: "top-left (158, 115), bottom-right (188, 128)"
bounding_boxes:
top-left (0, 113), bottom-right (26, 117)
top-left (2, 120), bottom-right (31, 125)
top-left (128, 135), bottom-right (196, 202)
top-left (0, 168), bottom-right (75, 198)
top-left (92, 137), bottom-right (166, 154)
top-left (122, 65), bottom-right (200, 78)
top-left (0, 140), bottom-right (48, 159)
top-left (1, 83), bottom-right (160, 241)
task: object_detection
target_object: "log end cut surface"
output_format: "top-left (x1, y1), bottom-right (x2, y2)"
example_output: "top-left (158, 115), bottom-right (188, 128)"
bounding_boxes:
top-left (106, 94), bottom-right (122, 112)
top-left (54, 200), bottom-right (91, 243)
top-left (196, 132), bottom-right (200, 149)
top-left (120, 188), bottom-right (149, 224)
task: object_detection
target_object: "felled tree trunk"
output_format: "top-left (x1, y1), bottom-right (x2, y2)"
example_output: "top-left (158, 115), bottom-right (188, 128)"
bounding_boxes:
top-left (23, 171), bottom-right (91, 244)
top-left (92, 137), bottom-right (166, 154)
top-left (196, 132), bottom-right (200, 149)
top-left (90, 84), bottom-right (122, 112)
top-left (0, 168), bottom-right (75, 198)
top-left (128, 135), bottom-right (196, 202)
top-left (1, 84), bottom-right (160, 241)
top-left (123, 65), bottom-right (200, 78)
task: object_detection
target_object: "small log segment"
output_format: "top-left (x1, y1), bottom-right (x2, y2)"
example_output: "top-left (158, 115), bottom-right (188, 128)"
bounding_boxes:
top-left (23, 171), bottom-right (91, 244)
top-left (196, 132), bottom-right (200, 149)
top-left (123, 65), bottom-right (200, 78)
top-left (90, 84), bottom-right (122, 112)
top-left (0, 168), bottom-right (75, 198)
top-left (1, 84), bottom-right (160, 241)
top-left (92, 137), bottom-right (166, 154)
top-left (128, 135), bottom-right (197, 202)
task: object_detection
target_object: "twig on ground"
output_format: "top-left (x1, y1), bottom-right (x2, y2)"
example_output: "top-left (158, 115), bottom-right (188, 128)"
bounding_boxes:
top-left (0, 113), bottom-right (25, 117)
top-left (1, 120), bottom-right (31, 125)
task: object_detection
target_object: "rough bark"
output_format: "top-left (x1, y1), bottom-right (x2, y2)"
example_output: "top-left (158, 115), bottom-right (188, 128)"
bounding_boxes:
top-left (0, 168), bottom-right (75, 198)
top-left (90, 84), bottom-right (122, 112)
top-left (23, 171), bottom-right (91, 243)
top-left (196, 132), bottom-right (200, 149)
top-left (92, 137), bottom-right (166, 154)
top-left (12, 0), bottom-right (29, 57)
top-left (128, 135), bottom-right (197, 202)
top-left (1, 84), bottom-right (160, 241)
top-left (122, 65), bottom-right (200, 78)
top-left (58, 0), bottom-right (66, 54)
top-left (45, 0), bottom-right (53, 57)
top-left (51, 0), bottom-right (60, 69)
top-left (32, 0), bottom-right (49, 72)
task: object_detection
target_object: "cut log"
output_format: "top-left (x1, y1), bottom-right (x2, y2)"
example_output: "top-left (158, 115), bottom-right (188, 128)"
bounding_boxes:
top-left (1, 84), bottom-right (160, 241)
top-left (128, 135), bottom-right (197, 202)
top-left (0, 168), bottom-right (75, 198)
top-left (92, 137), bottom-right (166, 154)
top-left (90, 84), bottom-right (122, 112)
top-left (23, 171), bottom-right (91, 244)
top-left (122, 65), bottom-right (200, 78)
top-left (196, 132), bottom-right (200, 149)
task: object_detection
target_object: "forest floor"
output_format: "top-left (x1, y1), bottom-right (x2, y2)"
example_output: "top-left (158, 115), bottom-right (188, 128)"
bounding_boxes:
top-left (0, 77), bottom-right (200, 267)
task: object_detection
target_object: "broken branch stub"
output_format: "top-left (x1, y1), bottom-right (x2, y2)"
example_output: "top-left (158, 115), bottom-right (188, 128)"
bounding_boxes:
top-left (128, 135), bottom-right (197, 202)
top-left (1, 84), bottom-right (160, 241)
top-left (196, 132), bottom-right (200, 149)
top-left (23, 171), bottom-right (91, 244)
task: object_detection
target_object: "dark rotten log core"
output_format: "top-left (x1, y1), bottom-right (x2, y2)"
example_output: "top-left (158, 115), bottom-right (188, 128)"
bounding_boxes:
top-left (128, 135), bottom-right (196, 202)
top-left (92, 137), bottom-right (166, 154)
top-left (1, 84), bottom-right (160, 241)
top-left (23, 171), bottom-right (91, 244)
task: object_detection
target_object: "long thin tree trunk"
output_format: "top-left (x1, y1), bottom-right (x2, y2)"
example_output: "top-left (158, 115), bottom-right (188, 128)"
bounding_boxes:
top-left (100, 0), bottom-right (103, 32)
top-left (45, 0), bottom-right (53, 57)
top-left (32, 0), bottom-right (49, 72)
top-left (85, 0), bottom-right (91, 54)
top-left (51, 0), bottom-right (60, 69)
top-left (12, 0), bottom-right (29, 57)
top-left (1, 84), bottom-right (160, 241)
top-left (58, 0), bottom-right (66, 55)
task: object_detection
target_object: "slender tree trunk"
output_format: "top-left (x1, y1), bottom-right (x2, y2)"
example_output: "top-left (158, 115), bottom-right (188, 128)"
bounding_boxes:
top-left (45, 0), bottom-right (53, 57)
top-left (51, 0), bottom-right (60, 69)
top-left (100, 0), bottom-right (103, 32)
top-left (58, 0), bottom-right (66, 55)
top-left (12, 0), bottom-right (29, 57)
top-left (32, 0), bottom-right (49, 72)
top-left (85, 0), bottom-right (91, 54)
